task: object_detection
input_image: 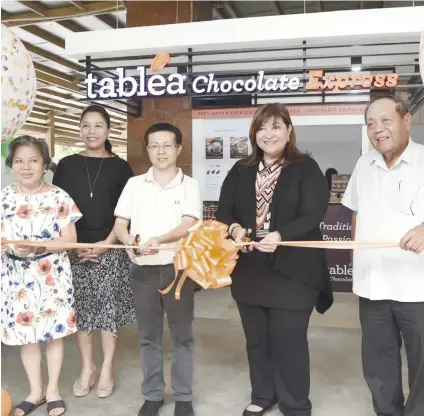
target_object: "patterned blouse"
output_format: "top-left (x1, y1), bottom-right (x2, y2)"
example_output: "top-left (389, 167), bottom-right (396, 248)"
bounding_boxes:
top-left (255, 161), bottom-right (282, 238)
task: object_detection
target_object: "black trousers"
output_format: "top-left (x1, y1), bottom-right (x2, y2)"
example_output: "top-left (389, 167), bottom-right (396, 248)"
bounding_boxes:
top-left (359, 298), bottom-right (424, 416)
top-left (237, 302), bottom-right (313, 416)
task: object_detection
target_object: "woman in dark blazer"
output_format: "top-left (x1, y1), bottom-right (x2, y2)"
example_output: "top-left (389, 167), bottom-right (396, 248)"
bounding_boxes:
top-left (216, 103), bottom-right (333, 416)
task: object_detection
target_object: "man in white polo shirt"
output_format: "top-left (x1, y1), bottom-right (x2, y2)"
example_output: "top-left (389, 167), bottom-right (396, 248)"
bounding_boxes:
top-left (342, 95), bottom-right (424, 416)
top-left (114, 123), bottom-right (201, 416)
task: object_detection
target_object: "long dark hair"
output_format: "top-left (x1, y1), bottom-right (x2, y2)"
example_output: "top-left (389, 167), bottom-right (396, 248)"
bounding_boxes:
top-left (242, 103), bottom-right (309, 168)
top-left (80, 105), bottom-right (114, 154)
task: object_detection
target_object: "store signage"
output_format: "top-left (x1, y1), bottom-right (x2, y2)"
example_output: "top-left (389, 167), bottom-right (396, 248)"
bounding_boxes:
top-left (85, 67), bottom-right (399, 99)
top-left (306, 70), bottom-right (399, 91)
top-left (85, 67), bottom-right (301, 99)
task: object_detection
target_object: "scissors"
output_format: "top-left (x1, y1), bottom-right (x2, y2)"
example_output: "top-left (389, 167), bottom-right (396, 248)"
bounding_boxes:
top-left (133, 234), bottom-right (141, 255)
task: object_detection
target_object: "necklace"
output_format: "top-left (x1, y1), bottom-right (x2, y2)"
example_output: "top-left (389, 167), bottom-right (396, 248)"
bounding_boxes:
top-left (17, 182), bottom-right (44, 202)
top-left (85, 156), bottom-right (104, 200)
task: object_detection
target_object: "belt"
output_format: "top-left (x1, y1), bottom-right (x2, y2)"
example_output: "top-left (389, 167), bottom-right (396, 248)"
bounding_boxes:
top-left (7, 252), bottom-right (53, 261)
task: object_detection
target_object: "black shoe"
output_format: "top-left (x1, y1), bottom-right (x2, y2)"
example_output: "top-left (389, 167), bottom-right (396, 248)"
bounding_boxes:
top-left (242, 404), bottom-right (268, 416)
top-left (138, 400), bottom-right (164, 416)
top-left (174, 401), bottom-right (194, 416)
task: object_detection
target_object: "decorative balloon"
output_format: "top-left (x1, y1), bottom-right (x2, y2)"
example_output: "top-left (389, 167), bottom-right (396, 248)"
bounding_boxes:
top-left (1, 389), bottom-right (12, 416)
top-left (420, 27), bottom-right (424, 86)
top-left (1, 24), bottom-right (37, 142)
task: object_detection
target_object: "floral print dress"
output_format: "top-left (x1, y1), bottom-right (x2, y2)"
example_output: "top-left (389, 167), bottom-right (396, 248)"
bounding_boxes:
top-left (1, 185), bottom-right (82, 345)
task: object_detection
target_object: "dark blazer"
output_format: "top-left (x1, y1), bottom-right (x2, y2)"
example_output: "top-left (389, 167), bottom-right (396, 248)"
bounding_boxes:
top-left (216, 156), bottom-right (333, 314)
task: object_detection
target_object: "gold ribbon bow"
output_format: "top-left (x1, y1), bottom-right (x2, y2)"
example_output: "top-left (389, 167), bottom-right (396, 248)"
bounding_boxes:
top-left (160, 220), bottom-right (239, 299)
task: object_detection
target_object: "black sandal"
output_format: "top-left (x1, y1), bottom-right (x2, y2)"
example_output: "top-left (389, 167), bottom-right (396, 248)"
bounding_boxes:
top-left (46, 400), bottom-right (66, 416)
top-left (14, 398), bottom-right (46, 415)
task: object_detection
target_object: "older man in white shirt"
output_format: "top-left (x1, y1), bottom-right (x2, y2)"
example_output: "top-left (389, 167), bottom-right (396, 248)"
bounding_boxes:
top-left (342, 95), bottom-right (424, 416)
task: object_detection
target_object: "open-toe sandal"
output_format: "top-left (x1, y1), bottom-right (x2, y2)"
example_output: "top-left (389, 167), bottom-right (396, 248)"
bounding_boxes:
top-left (13, 398), bottom-right (46, 416)
top-left (47, 399), bottom-right (66, 416)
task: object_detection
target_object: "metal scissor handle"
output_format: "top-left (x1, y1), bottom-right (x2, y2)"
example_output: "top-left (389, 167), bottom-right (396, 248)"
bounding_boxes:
top-left (133, 234), bottom-right (141, 255)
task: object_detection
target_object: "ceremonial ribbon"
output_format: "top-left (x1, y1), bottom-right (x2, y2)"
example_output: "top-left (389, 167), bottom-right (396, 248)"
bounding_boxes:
top-left (158, 220), bottom-right (239, 299)
top-left (2, 221), bottom-right (400, 299)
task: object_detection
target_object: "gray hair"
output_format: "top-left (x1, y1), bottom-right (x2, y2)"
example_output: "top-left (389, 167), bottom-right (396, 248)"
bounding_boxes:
top-left (5, 135), bottom-right (52, 169)
top-left (364, 94), bottom-right (410, 123)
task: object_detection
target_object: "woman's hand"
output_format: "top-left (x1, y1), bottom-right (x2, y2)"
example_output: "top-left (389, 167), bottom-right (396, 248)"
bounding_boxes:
top-left (77, 241), bottom-right (108, 263)
top-left (255, 231), bottom-right (281, 253)
top-left (1, 241), bottom-right (8, 257)
top-left (13, 244), bottom-right (35, 257)
top-left (231, 225), bottom-right (253, 253)
top-left (231, 225), bottom-right (246, 243)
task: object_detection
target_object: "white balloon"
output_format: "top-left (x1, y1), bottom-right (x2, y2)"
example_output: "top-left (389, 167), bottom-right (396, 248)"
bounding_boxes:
top-left (1, 24), bottom-right (37, 141)
top-left (420, 27), bottom-right (424, 86)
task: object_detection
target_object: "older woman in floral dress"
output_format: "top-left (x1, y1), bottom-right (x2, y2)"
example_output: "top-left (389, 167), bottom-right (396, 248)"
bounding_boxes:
top-left (1, 136), bottom-right (82, 416)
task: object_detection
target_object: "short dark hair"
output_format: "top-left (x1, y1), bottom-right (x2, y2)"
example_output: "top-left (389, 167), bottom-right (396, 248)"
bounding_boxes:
top-left (144, 123), bottom-right (182, 147)
top-left (80, 104), bottom-right (114, 154)
top-left (364, 94), bottom-right (409, 123)
top-left (5, 135), bottom-right (51, 169)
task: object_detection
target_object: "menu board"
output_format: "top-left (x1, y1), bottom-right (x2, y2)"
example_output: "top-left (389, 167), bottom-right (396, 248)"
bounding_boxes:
top-left (329, 174), bottom-right (351, 203)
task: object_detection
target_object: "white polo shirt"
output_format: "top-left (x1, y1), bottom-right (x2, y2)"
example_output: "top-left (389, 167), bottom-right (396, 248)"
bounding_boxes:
top-left (114, 168), bottom-right (201, 266)
top-left (342, 139), bottom-right (424, 302)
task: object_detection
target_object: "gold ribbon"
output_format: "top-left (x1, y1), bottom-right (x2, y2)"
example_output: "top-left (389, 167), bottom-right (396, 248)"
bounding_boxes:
top-left (2, 221), bottom-right (401, 300)
top-left (158, 220), bottom-right (239, 299)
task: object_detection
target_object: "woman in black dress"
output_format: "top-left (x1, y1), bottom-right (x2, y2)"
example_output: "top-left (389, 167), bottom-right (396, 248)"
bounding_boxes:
top-left (216, 103), bottom-right (333, 416)
top-left (53, 105), bottom-right (136, 399)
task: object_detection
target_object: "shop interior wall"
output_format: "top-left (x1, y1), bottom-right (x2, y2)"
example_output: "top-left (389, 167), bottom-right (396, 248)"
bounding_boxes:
top-left (410, 124), bottom-right (424, 145)
top-left (295, 125), bottom-right (362, 175)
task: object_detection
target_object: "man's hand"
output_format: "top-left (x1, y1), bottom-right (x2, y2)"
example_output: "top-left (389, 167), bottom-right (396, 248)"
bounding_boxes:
top-left (139, 237), bottom-right (161, 256)
top-left (255, 231), bottom-right (281, 253)
top-left (400, 224), bottom-right (424, 254)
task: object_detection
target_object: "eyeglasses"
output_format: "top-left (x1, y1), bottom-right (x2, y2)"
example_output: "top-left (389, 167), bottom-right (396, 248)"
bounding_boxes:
top-left (147, 144), bottom-right (179, 152)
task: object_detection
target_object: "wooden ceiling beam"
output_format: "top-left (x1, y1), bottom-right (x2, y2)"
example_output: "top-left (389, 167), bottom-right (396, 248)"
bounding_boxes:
top-left (57, 19), bottom-right (89, 32)
top-left (20, 123), bottom-right (49, 133)
top-left (223, 2), bottom-right (239, 18)
top-left (273, 1), bottom-right (284, 15)
top-left (35, 71), bottom-right (82, 93)
top-left (34, 62), bottom-right (74, 83)
top-left (23, 41), bottom-right (84, 72)
top-left (96, 13), bottom-right (126, 29)
top-left (34, 104), bottom-right (73, 114)
top-left (19, 1), bottom-right (46, 16)
top-left (36, 94), bottom-right (84, 110)
top-left (68, 1), bottom-right (87, 11)
top-left (27, 112), bottom-right (48, 122)
top-left (22, 25), bottom-right (65, 49)
top-left (5, 2), bottom-right (126, 27)
top-left (37, 89), bottom-right (84, 101)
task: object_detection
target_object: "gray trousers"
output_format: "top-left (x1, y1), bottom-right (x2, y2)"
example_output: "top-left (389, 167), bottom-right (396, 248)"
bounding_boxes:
top-left (359, 298), bottom-right (424, 416)
top-left (131, 263), bottom-right (194, 402)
